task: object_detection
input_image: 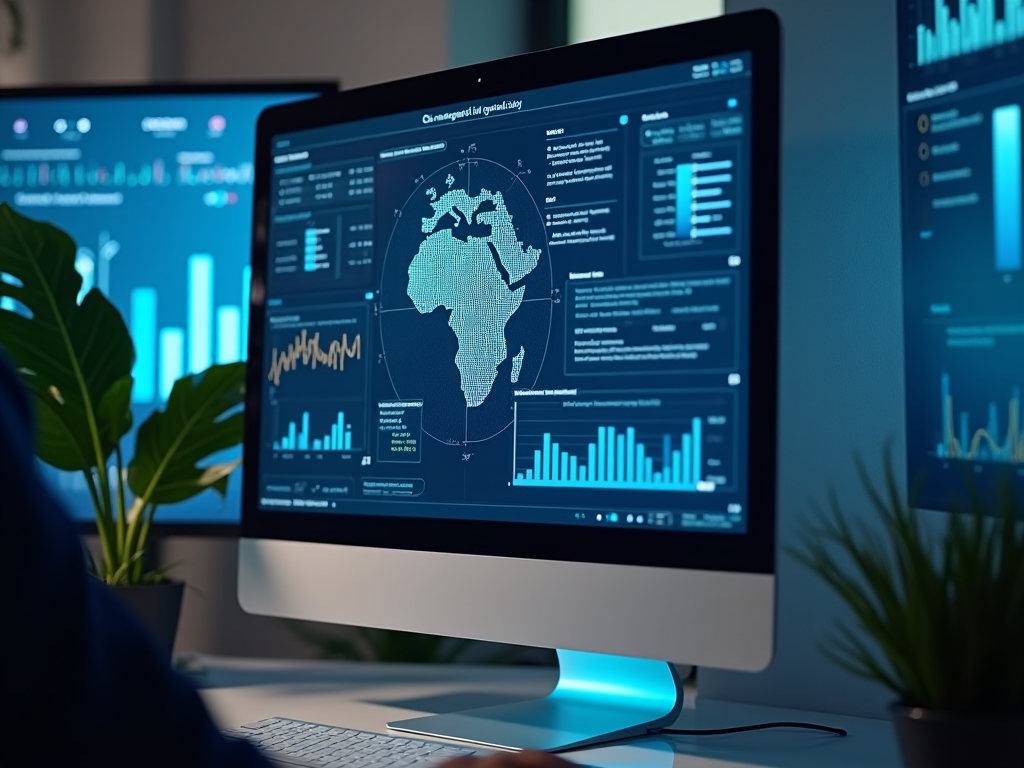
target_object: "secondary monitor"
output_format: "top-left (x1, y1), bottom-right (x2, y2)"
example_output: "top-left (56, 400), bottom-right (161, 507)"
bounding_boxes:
top-left (0, 82), bottom-right (336, 529)
top-left (897, 1), bottom-right (1024, 510)
top-left (241, 11), bottom-right (780, 751)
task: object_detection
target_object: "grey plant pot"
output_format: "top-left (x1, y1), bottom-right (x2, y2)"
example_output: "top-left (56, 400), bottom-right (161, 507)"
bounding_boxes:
top-left (111, 580), bottom-right (185, 663)
top-left (891, 704), bottom-right (1024, 768)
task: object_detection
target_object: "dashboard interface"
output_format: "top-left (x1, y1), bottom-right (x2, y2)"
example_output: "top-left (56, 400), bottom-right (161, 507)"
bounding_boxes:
top-left (0, 89), bottom-right (324, 524)
top-left (258, 55), bottom-right (755, 534)
top-left (898, 2), bottom-right (1024, 509)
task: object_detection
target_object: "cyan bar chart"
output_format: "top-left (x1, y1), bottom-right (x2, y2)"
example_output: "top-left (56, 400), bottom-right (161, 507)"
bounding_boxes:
top-left (273, 408), bottom-right (355, 452)
top-left (130, 287), bottom-right (157, 401)
top-left (158, 327), bottom-right (185, 401)
top-left (129, 254), bottom-right (251, 402)
top-left (515, 419), bottom-right (712, 491)
top-left (993, 104), bottom-right (1022, 272)
top-left (217, 305), bottom-right (242, 364)
top-left (188, 254), bottom-right (213, 373)
top-left (915, 0), bottom-right (1024, 65)
top-left (675, 158), bottom-right (736, 240)
top-left (641, 144), bottom-right (739, 257)
top-left (512, 398), bottom-right (732, 493)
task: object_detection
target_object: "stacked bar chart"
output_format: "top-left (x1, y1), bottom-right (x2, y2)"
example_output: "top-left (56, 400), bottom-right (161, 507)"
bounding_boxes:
top-left (273, 408), bottom-right (355, 452)
top-left (936, 373), bottom-right (1024, 463)
top-left (512, 398), bottom-right (727, 492)
top-left (915, 0), bottom-right (1024, 66)
top-left (129, 253), bottom-right (250, 403)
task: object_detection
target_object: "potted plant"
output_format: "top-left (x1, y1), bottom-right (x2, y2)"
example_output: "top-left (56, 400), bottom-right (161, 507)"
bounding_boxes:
top-left (791, 451), bottom-right (1023, 768)
top-left (0, 203), bottom-right (246, 658)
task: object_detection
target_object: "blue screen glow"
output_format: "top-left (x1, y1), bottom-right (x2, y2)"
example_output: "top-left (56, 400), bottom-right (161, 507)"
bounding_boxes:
top-left (899, 1), bottom-right (1024, 509)
top-left (0, 90), bottom-right (322, 524)
top-left (255, 55), bottom-right (755, 534)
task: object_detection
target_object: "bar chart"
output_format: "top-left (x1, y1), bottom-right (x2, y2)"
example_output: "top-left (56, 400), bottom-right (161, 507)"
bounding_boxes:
top-left (511, 396), bottom-right (734, 492)
top-left (129, 253), bottom-right (249, 403)
top-left (914, 0), bottom-right (1024, 66)
top-left (641, 145), bottom-right (739, 258)
top-left (993, 104), bottom-right (1022, 273)
top-left (273, 407), bottom-right (355, 452)
top-left (0, 158), bottom-right (170, 189)
top-left (674, 159), bottom-right (736, 240)
top-left (936, 372), bottom-right (1024, 463)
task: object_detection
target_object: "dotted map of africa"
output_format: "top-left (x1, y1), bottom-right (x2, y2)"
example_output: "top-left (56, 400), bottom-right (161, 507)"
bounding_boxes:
top-left (407, 187), bottom-right (542, 407)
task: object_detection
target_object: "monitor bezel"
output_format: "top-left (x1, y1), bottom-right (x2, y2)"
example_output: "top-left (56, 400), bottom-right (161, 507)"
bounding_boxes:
top-left (1, 80), bottom-right (338, 537)
top-left (243, 11), bottom-right (781, 574)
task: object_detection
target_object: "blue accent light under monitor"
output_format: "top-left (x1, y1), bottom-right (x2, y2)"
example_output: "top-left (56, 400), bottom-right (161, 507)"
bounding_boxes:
top-left (389, 650), bottom-right (683, 751)
top-left (727, 97), bottom-right (738, 108)
top-left (619, 114), bottom-right (628, 125)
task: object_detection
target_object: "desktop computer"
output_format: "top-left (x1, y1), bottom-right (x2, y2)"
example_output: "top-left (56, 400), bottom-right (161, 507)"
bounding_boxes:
top-left (239, 10), bottom-right (780, 752)
top-left (0, 82), bottom-right (336, 530)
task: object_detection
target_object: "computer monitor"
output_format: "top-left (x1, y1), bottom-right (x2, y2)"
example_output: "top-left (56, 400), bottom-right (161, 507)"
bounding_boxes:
top-left (241, 11), bottom-right (779, 751)
top-left (897, 1), bottom-right (1024, 511)
top-left (0, 82), bottom-right (336, 531)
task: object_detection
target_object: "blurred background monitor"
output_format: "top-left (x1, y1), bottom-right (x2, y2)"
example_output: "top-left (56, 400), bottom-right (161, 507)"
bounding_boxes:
top-left (897, 0), bottom-right (1024, 511)
top-left (0, 82), bottom-right (336, 532)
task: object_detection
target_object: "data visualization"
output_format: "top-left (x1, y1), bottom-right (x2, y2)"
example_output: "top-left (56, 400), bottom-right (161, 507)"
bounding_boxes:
top-left (258, 55), bottom-right (754, 532)
top-left (899, 1), bottom-right (1024, 509)
top-left (0, 88), bottom-right (326, 524)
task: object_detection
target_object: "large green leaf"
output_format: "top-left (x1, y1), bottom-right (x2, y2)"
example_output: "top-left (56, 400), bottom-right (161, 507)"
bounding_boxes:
top-left (128, 362), bottom-right (246, 505)
top-left (0, 203), bottom-right (134, 470)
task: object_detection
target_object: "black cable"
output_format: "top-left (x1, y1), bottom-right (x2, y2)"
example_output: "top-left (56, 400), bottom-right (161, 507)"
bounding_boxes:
top-left (651, 721), bottom-right (848, 737)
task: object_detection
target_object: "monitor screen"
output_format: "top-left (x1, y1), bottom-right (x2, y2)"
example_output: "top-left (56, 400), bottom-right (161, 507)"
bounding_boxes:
top-left (252, 55), bottom-right (759, 539)
top-left (898, 2), bottom-right (1024, 510)
top-left (0, 85), bottom-right (333, 526)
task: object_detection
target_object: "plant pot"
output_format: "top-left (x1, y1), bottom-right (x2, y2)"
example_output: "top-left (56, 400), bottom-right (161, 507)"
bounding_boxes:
top-left (111, 580), bottom-right (185, 663)
top-left (891, 704), bottom-right (1024, 768)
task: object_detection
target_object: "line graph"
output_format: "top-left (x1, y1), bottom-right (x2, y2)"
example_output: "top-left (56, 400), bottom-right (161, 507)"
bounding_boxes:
top-left (267, 329), bottom-right (362, 386)
top-left (937, 373), bottom-right (1024, 463)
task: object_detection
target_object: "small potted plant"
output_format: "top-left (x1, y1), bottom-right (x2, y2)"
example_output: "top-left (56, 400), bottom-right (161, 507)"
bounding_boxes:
top-left (791, 451), bottom-right (1023, 768)
top-left (0, 203), bottom-right (246, 657)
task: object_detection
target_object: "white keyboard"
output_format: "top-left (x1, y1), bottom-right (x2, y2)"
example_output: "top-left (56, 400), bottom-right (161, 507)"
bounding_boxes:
top-left (223, 717), bottom-right (478, 767)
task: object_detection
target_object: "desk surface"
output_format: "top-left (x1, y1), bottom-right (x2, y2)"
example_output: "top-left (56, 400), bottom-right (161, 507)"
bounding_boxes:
top-left (191, 655), bottom-right (902, 768)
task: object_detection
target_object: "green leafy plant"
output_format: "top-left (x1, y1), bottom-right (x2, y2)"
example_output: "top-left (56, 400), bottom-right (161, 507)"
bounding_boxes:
top-left (1, 0), bottom-right (23, 52)
top-left (790, 450), bottom-right (1024, 714)
top-left (0, 203), bottom-right (245, 584)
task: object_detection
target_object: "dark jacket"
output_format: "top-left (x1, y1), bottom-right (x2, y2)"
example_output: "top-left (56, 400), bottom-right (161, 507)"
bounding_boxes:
top-left (1, 356), bottom-right (268, 768)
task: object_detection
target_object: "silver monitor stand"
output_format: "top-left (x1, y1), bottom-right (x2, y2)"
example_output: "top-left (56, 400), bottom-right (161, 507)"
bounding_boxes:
top-left (388, 650), bottom-right (683, 752)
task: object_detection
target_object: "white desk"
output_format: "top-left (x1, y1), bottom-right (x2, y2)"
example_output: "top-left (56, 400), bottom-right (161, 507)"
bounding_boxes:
top-left (192, 656), bottom-right (902, 768)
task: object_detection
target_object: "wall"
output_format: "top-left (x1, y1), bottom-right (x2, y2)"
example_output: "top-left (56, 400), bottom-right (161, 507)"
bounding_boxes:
top-left (569, 0), bottom-right (722, 43)
top-left (698, 0), bottom-right (908, 718)
top-left (449, 0), bottom-right (528, 68)
top-left (0, 0), bottom-right (459, 88)
top-left (0, 0), bottom-right (153, 85)
top-left (177, 0), bottom-right (449, 89)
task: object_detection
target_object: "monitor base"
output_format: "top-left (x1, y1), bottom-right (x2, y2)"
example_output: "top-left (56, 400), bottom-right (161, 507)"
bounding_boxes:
top-left (387, 649), bottom-right (684, 752)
